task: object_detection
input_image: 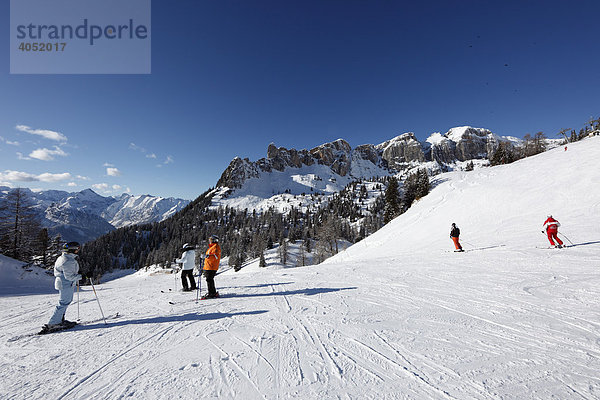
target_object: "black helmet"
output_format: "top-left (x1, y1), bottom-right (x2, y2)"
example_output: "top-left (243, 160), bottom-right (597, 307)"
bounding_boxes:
top-left (63, 241), bottom-right (81, 253)
top-left (209, 235), bottom-right (219, 242)
top-left (183, 243), bottom-right (195, 251)
top-left (451, 223), bottom-right (456, 227)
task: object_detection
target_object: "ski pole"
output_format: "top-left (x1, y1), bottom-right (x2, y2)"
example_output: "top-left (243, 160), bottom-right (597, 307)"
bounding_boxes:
top-left (89, 278), bottom-right (107, 325)
top-left (558, 232), bottom-right (574, 246)
top-left (77, 281), bottom-right (80, 321)
top-left (174, 263), bottom-right (179, 292)
top-left (196, 269), bottom-right (201, 303)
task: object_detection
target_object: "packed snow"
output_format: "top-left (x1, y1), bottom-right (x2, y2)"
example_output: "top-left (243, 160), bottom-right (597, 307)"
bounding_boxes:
top-left (0, 255), bottom-right (54, 296)
top-left (1, 137), bottom-right (599, 399)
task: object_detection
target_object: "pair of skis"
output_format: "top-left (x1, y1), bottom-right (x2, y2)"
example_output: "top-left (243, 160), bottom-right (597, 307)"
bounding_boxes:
top-left (37, 311), bottom-right (121, 335)
top-left (7, 313), bottom-right (122, 342)
top-left (167, 270), bottom-right (203, 304)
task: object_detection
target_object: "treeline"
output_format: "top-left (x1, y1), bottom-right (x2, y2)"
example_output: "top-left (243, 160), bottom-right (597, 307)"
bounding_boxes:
top-left (489, 117), bottom-right (600, 166)
top-left (0, 188), bottom-right (63, 267)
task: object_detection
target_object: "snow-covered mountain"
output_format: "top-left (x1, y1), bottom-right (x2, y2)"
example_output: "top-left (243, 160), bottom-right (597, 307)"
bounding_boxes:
top-left (1, 137), bottom-right (598, 399)
top-left (100, 193), bottom-right (189, 229)
top-left (211, 126), bottom-right (559, 213)
top-left (0, 187), bottom-right (189, 243)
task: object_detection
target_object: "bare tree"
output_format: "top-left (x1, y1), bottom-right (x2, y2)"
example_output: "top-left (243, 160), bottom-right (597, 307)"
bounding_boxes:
top-left (278, 235), bottom-right (288, 265)
top-left (0, 188), bottom-right (42, 262)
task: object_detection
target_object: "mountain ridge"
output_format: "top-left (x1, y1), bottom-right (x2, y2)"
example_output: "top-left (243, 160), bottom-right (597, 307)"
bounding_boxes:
top-left (0, 187), bottom-right (190, 243)
top-left (211, 126), bottom-right (559, 213)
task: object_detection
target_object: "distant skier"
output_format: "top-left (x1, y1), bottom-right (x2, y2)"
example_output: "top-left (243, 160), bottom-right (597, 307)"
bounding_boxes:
top-left (201, 235), bottom-right (221, 299)
top-left (450, 223), bottom-right (463, 252)
top-left (176, 243), bottom-right (197, 291)
top-left (543, 215), bottom-right (564, 248)
top-left (40, 242), bottom-right (82, 334)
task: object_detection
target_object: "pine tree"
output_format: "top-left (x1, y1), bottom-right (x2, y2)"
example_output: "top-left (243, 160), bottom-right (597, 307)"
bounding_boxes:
top-left (383, 176), bottom-right (401, 224)
top-left (35, 228), bottom-right (50, 266)
top-left (401, 173), bottom-right (417, 211)
top-left (415, 169), bottom-right (430, 200)
top-left (490, 142), bottom-right (516, 166)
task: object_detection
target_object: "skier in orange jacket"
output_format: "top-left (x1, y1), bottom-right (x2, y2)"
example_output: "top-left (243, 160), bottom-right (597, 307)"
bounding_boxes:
top-left (201, 235), bottom-right (221, 299)
top-left (543, 215), bottom-right (564, 248)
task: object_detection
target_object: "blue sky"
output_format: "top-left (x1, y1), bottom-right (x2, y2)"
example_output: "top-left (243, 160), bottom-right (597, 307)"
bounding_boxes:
top-left (1, 0), bottom-right (599, 199)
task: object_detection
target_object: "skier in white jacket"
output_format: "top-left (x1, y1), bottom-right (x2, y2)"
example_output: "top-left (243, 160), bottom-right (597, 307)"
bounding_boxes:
top-left (176, 243), bottom-right (197, 291)
top-left (42, 242), bottom-right (82, 332)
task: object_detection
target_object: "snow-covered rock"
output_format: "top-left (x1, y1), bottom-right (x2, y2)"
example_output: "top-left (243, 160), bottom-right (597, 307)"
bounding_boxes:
top-left (101, 194), bottom-right (189, 228)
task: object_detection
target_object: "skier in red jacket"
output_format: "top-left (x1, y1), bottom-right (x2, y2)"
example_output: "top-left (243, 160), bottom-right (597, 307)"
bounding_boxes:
top-left (543, 215), bottom-right (564, 248)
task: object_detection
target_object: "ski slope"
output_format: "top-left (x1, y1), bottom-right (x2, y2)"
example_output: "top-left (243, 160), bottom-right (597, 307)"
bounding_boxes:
top-left (1, 137), bottom-right (599, 399)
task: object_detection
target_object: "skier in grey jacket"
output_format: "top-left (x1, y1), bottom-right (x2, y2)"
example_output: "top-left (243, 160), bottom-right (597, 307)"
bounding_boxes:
top-left (44, 242), bottom-right (82, 330)
top-left (176, 243), bottom-right (197, 291)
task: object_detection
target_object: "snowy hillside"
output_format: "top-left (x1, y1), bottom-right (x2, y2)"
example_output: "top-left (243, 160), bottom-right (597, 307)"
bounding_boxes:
top-left (1, 137), bottom-right (599, 399)
top-left (0, 254), bottom-right (55, 296)
top-left (328, 136), bottom-right (599, 258)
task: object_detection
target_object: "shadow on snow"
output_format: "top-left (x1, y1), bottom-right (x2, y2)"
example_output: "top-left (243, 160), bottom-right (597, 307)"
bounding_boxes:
top-left (226, 286), bottom-right (357, 299)
top-left (75, 310), bottom-right (269, 331)
top-left (567, 240), bottom-right (600, 248)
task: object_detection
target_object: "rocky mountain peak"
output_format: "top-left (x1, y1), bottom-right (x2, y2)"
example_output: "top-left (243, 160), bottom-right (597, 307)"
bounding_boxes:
top-left (216, 126), bottom-right (523, 193)
top-left (376, 132), bottom-right (426, 169)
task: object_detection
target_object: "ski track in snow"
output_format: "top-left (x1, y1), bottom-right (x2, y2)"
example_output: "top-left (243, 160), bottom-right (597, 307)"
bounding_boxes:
top-left (2, 137), bottom-right (600, 399)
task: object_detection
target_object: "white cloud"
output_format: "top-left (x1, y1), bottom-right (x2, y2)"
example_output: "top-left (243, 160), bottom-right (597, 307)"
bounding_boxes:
top-left (125, 187), bottom-right (131, 193)
top-left (146, 153), bottom-right (157, 159)
top-left (29, 146), bottom-right (68, 161)
top-left (164, 155), bottom-right (174, 165)
top-left (76, 175), bottom-right (91, 181)
top-left (6, 140), bottom-right (20, 146)
top-left (0, 170), bottom-right (37, 182)
top-left (16, 125), bottom-right (67, 142)
top-left (92, 183), bottom-right (109, 191)
top-left (103, 162), bottom-right (115, 167)
top-left (0, 170), bottom-right (72, 183)
top-left (16, 152), bottom-right (30, 160)
top-left (67, 182), bottom-right (77, 187)
top-left (106, 167), bottom-right (122, 176)
top-left (129, 142), bottom-right (146, 153)
top-left (37, 172), bottom-right (72, 182)
top-left (92, 183), bottom-right (129, 194)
